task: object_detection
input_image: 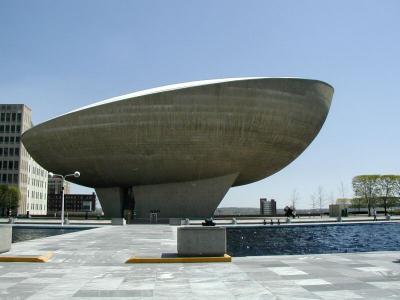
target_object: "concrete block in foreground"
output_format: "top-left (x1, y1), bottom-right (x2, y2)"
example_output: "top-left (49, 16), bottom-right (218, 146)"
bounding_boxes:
top-left (0, 225), bottom-right (12, 253)
top-left (111, 218), bottom-right (126, 226)
top-left (169, 218), bottom-right (183, 226)
top-left (177, 226), bottom-right (226, 257)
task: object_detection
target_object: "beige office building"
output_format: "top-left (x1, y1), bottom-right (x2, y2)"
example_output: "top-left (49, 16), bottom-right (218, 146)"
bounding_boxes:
top-left (0, 104), bottom-right (48, 216)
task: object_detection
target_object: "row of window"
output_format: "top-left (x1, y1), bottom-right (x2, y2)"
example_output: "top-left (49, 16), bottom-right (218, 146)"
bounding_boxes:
top-left (0, 148), bottom-right (20, 156)
top-left (0, 173), bottom-right (18, 184)
top-left (0, 160), bottom-right (19, 170)
top-left (26, 203), bottom-right (46, 211)
top-left (0, 136), bottom-right (20, 144)
top-left (29, 189), bottom-right (45, 200)
top-left (0, 112), bottom-right (22, 122)
top-left (29, 177), bottom-right (46, 188)
top-left (0, 125), bottom-right (21, 133)
top-left (31, 165), bottom-right (46, 177)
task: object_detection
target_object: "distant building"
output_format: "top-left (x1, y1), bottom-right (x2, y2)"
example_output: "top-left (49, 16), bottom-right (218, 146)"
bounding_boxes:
top-left (0, 104), bottom-right (48, 216)
top-left (48, 177), bottom-right (70, 195)
top-left (260, 198), bottom-right (277, 216)
top-left (214, 207), bottom-right (260, 216)
top-left (47, 193), bottom-right (96, 214)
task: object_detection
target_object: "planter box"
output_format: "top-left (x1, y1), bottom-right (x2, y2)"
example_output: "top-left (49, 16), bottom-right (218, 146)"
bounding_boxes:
top-left (0, 225), bottom-right (12, 253)
top-left (177, 226), bottom-right (226, 257)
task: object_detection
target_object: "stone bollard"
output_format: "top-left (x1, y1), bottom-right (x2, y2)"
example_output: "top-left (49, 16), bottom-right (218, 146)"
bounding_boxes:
top-left (232, 218), bottom-right (237, 225)
top-left (184, 218), bottom-right (190, 225)
top-left (386, 215), bottom-right (391, 221)
top-left (111, 218), bottom-right (126, 226)
top-left (0, 225), bottom-right (12, 253)
top-left (169, 218), bottom-right (182, 226)
top-left (177, 226), bottom-right (226, 257)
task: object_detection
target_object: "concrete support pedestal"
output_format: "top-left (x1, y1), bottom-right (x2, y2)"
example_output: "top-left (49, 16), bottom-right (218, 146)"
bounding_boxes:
top-left (0, 225), bottom-right (12, 253)
top-left (177, 226), bottom-right (226, 257)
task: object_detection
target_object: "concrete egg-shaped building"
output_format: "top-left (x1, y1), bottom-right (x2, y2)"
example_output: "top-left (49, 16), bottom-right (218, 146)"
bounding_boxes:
top-left (22, 77), bottom-right (334, 221)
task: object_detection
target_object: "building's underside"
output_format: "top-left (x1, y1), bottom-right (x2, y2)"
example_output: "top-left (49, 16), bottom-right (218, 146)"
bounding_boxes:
top-left (21, 77), bottom-right (334, 222)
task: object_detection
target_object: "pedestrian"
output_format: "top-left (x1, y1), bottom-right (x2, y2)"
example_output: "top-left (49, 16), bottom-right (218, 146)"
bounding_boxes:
top-left (373, 208), bottom-right (377, 221)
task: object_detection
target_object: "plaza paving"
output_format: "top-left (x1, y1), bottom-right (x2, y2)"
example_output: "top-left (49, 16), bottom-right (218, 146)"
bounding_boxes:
top-left (1, 224), bottom-right (400, 299)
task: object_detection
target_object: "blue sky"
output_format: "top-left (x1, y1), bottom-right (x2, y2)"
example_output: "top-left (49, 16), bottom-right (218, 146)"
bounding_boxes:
top-left (1, 0), bottom-right (399, 208)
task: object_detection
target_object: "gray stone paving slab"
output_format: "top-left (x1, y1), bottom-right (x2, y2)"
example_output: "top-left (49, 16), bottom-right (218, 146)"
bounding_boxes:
top-left (1, 225), bottom-right (400, 299)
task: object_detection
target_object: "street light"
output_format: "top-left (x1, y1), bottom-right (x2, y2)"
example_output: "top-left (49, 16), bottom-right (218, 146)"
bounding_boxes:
top-left (48, 171), bottom-right (80, 226)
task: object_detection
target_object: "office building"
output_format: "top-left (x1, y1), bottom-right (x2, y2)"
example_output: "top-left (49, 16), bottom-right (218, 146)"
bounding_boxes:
top-left (0, 104), bottom-right (48, 216)
top-left (48, 177), bottom-right (71, 195)
top-left (47, 193), bottom-right (96, 214)
top-left (260, 198), bottom-right (277, 216)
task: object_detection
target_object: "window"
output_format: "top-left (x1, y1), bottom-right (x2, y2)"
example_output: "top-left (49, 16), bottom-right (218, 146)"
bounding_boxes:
top-left (17, 113), bottom-right (21, 121)
top-left (0, 113), bottom-right (4, 121)
top-left (5, 125), bottom-right (9, 133)
top-left (4, 137), bottom-right (8, 143)
top-left (0, 148), bottom-right (2, 156)
top-left (11, 113), bottom-right (16, 121)
top-left (10, 125), bottom-right (15, 132)
top-left (0, 137), bottom-right (3, 143)
top-left (2, 174), bottom-right (6, 183)
top-left (10, 137), bottom-right (14, 143)
top-left (16, 125), bottom-right (20, 133)
top-left (7, 174), bottom-right (12, 183)
top-left (13, 174), bottom-right (18, 184)
top-left (9, 148), bottom-right (14, 156)
top-left (14, 161), bottom-right (18, 170)
top-left (5, 113), bottom-right (10, 121)
top-left (15, 148), bottom-right (19, 156)
top-left (16, 137), bottom-right (20, 143)
top-left (4, 148), bottom-right (8, 156)
top-left (0, 125), bottom-right (4, 133)
top-left (8, 161), bottom-right (13, 169)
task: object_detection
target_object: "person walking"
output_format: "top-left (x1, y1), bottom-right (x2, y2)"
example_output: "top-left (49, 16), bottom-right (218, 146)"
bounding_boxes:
top-left (373, 208), bottom-right (377, 221)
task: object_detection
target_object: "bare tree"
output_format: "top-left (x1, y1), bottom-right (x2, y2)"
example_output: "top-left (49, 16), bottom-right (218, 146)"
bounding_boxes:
top-left (338, 181), bottom-right (347, 198)
top-left (310, 193), bottom-right (317, 210)
top-left (317, 186), bottom-right (325, 217)
top-left (291, 189), bottom-right (299, 210)
top-left (329, 191), bottom-right (335, 205)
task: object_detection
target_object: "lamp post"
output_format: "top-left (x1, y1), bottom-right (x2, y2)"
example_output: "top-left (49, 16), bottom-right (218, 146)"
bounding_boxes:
top-left (48, 171), bottom-right (80, 226)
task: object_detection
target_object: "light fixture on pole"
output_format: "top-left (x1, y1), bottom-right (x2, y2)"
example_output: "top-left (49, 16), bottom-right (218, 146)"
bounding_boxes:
top-left (48, 171), bottom-right (80, 226)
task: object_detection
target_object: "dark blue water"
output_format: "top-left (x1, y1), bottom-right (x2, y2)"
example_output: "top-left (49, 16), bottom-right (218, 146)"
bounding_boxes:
top-left (12, 227), bottom-right (92, 243)
top-left (227, 223), bottom-right (400, 256)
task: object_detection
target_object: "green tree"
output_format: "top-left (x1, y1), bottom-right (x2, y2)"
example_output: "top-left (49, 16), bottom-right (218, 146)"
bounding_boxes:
top-left (352, 175), bottom-right (380, 216)
top-left (0, 185), bottom-right (20, 216)
top-left (0, 185), bottom-right (8, 216)
top-left (350, 196), bottom-right (366, 212)
top-left (377, 175), bottom-right (398, 215)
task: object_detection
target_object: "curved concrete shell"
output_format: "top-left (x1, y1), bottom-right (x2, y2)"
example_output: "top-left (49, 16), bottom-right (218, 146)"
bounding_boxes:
top-left (22, 77), bottom-right (334, 221)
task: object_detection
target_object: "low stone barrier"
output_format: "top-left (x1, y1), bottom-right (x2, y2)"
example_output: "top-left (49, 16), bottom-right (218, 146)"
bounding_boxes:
top-left (169, 218), bottom-right (183, 226)
top-left (111, 218), bottom-right (126, 225)
top-left (0, 225), bottom-right (12, 253)
top-left (177, 226), bottom-right (226, 257)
